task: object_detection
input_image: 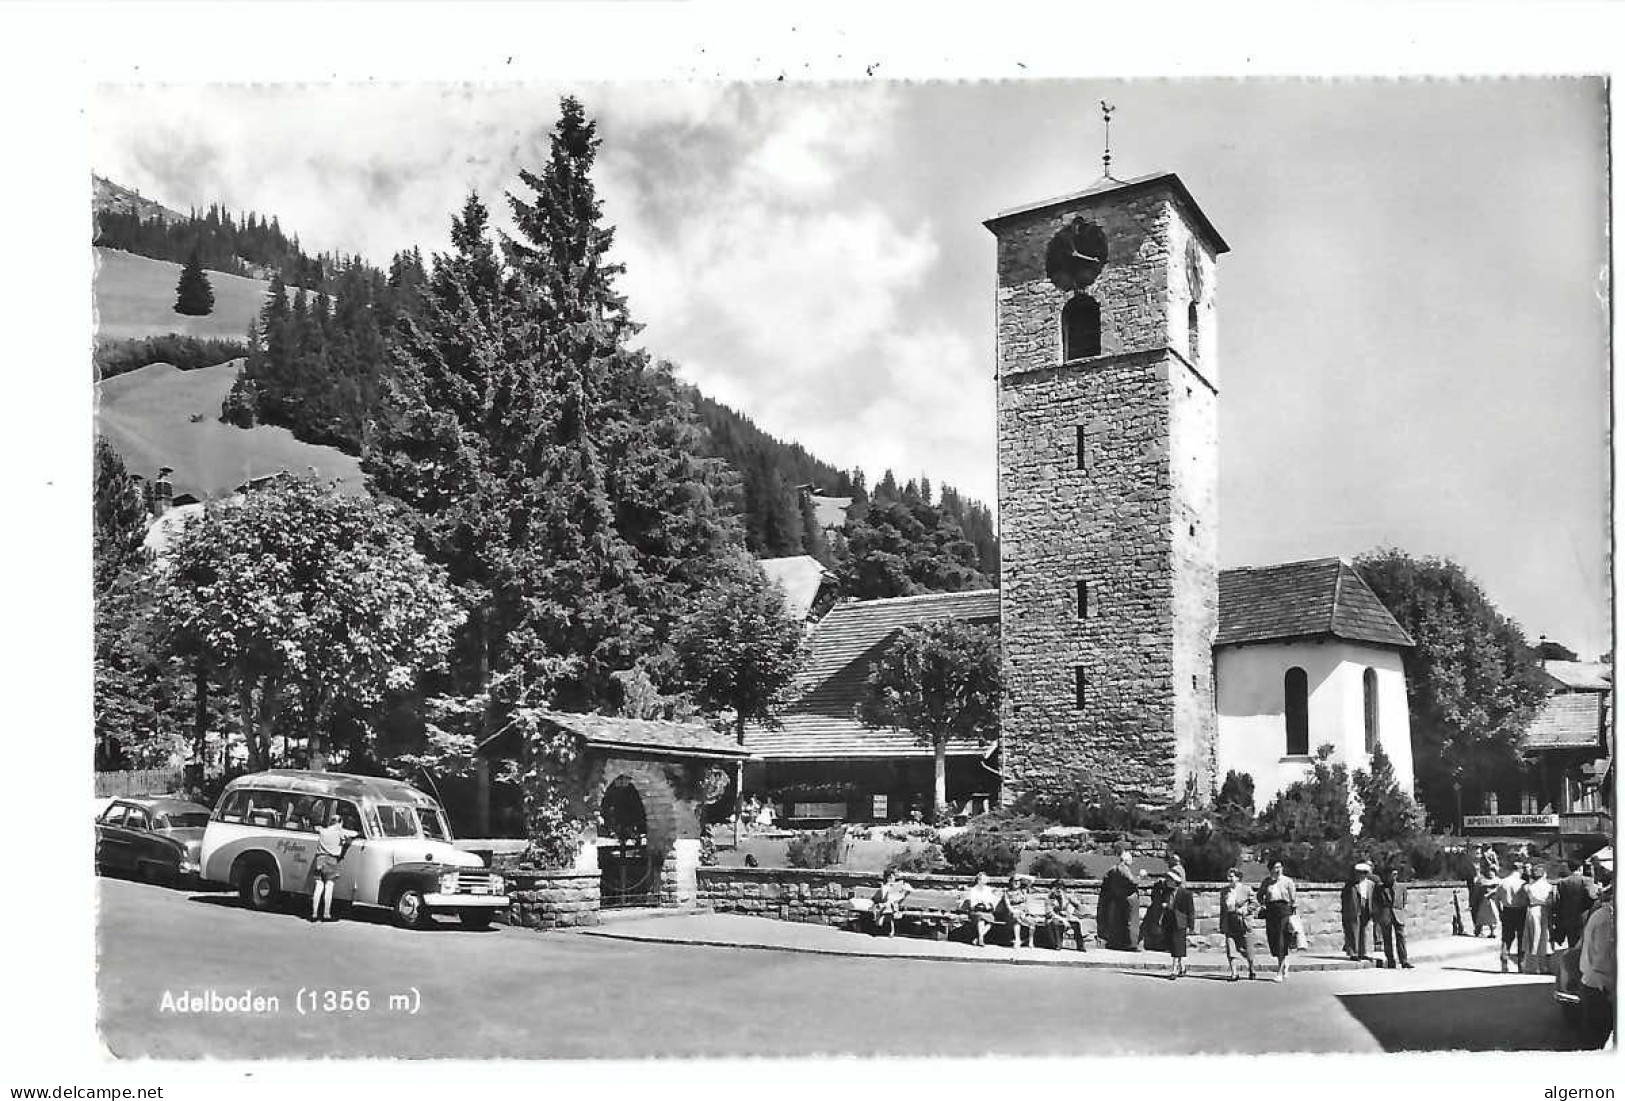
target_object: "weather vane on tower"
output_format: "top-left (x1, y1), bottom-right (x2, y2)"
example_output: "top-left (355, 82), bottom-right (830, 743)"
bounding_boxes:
top-left (1100, 100), bottom-right (1118, 181)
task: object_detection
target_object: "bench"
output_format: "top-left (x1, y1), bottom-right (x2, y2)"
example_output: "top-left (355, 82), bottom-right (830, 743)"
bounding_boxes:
top-left (849, 886), bottom-right (1093, 948)
top-left (849, 887), bottom-right (965, 939)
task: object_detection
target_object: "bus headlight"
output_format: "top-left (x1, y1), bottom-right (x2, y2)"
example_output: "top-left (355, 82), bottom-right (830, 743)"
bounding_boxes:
top-left (439, 871), bottom-right (459, 894)
top-left (490, 875), bottom-right (505, 896)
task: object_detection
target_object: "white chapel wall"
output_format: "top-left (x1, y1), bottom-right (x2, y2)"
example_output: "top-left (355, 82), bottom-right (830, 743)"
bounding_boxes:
top-left (1215, 639), bottom-right (1413, 811)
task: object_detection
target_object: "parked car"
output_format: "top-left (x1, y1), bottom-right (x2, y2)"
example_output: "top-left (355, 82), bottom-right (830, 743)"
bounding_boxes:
top-left (199, 769), bottom-right (508, 929)
top-left (95, 796), bottom-right (213, 886)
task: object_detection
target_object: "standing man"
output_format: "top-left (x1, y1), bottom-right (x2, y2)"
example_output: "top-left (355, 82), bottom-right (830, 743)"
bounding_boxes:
top-left (1552, 861), bottom-right (1601, 948)
top-left (1097, 849), bottom-right (1142, 951)
top-left (1341, 861), bottom-right (1376, 961)
top-left (1577, 885), bottom-right (1615, 1048)
top-left (1373, 865), bottom-right (1413, 969)
top-left (1494, 860), bottom-right (1529, 973)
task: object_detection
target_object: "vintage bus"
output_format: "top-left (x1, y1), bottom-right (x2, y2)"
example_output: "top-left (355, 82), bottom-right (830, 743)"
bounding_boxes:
top-left (200, 770), bottom-right (508, 929)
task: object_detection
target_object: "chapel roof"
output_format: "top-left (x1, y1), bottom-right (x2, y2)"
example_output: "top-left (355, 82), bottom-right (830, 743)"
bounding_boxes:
top-left (1215, 558), bottom-right (1414, 650)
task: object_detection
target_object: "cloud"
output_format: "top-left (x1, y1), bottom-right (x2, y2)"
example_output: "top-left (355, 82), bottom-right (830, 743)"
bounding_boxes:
top-left (89, 83), bottom-right (995, 504)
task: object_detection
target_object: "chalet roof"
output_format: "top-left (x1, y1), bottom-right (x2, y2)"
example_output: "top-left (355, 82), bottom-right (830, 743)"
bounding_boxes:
top-left (1522, 692), bottom-right (1609, 752)
top-left (1541, 661), bottom-right (1612, 693)
top-left (746, 715), bottom-right (992, 761)
top-left (746, 588), bottom-right (1000, 762)
top-left (476, 711), bottom-right (752, 761)
top-left (1216, 558), bottom-right (1413, 650)
top-left (760, 555), bottom-right (834, 622)
top-left (534, 712), bottom-right (752, 760)
top-left (809, 494), bottom-right (853, 531)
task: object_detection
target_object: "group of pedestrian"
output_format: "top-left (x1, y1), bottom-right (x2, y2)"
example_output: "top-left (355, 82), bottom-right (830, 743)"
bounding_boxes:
top-left (1467, 847), bottom-right (1605, 974)
top-left (1339, 861), bottom-right (1416, 970)
top-left (1098, 851), bottom-right (1306, 982)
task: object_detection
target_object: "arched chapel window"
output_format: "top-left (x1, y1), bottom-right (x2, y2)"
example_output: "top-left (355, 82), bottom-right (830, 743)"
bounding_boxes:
top-left (1062, 294), bottom-right (1101, 361)
top-left (1363, 667), bottom-right (1380, 754)
top-left (1284, 667), bottom-right (1309, 756)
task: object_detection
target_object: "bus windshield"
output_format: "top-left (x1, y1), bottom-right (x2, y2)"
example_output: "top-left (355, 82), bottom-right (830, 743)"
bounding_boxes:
top-left (415, 807), bottom-right (452, 841)
top-left (373, 804), bottom-right (421, 838)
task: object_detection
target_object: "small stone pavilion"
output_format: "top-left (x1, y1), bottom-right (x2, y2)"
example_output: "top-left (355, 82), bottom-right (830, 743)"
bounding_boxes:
top-left (475, 711), bottom-right (751, 929)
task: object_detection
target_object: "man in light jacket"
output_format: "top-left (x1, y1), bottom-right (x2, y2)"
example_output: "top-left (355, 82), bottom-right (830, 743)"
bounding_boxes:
top-left (1341, 861), bottom-right (1376, 961)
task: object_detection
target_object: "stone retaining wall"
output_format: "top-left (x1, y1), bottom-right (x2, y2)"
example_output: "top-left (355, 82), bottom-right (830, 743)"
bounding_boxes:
top-left (696, 867), bottom-right (1466, 954)
top-left (507, 870), bottom-right (601, 930)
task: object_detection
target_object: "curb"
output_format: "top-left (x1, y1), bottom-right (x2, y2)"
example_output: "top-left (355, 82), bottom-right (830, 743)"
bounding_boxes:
top-left (574, 926), bottom-right (1378, 974)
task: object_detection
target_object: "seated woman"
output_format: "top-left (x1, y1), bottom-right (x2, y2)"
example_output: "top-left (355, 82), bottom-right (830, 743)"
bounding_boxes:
top-left (961, 872), bottom-right (1002, 947)
top-left (871, 869), bottom-right (914, 937)
top-left (1045, 882), bottom-right (1089, 951)
top-left (999, 874), bottom-right (1040, 949)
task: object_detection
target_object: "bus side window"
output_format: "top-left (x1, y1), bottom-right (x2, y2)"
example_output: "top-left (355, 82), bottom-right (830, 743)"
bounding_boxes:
top-left (216, 791), bottom-right (246, 824)
top-left (335, 801), bottom-right (363, 836)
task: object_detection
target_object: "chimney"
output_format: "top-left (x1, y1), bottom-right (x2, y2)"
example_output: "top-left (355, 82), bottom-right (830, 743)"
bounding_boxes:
top-left (153, 467), bottom-right (174, 517)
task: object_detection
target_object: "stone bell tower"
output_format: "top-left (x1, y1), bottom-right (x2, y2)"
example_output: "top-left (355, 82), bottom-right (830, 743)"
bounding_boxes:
top-left (986, 169), bottom-right (1227, 807)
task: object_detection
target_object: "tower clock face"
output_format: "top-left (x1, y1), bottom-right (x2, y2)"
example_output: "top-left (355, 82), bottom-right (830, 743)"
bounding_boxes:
top-left (1045, 215), bottom-right (1108, 292)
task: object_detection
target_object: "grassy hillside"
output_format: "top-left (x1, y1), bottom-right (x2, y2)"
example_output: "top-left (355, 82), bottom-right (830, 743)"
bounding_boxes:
top-left (95, 360), bottom-right (364, 500)
top-left (94, 247), bottom-right (268, 342)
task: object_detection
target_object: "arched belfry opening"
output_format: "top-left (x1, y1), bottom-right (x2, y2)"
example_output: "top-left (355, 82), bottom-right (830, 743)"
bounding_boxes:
top-left (1062, 294), bottom-right (1101, 361)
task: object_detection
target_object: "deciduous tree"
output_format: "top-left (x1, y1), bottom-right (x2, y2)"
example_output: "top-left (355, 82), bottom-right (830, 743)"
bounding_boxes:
top-left (856, 620), bottom-right (1001, 815)
top-left (1355, 549), bottom-right (1551, 823)
top-left (154, 477), bottom-right (462, 771)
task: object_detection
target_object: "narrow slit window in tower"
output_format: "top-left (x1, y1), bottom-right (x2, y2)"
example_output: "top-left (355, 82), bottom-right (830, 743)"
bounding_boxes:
top-left (1076, 580), bottom-right (1088, 619)
top-left (1187, 300), bottom-right (1200, 364)
top-left (1074, 667), bottom-right (1087, 710)
top-left (1076, 425), bottom-right (1087, 470)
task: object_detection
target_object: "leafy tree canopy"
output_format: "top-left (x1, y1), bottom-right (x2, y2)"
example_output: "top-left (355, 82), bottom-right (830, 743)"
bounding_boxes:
top-left (672, 548), bottom-right (807, 743)
top-left (153, 477), bottom-right (463, 771)
top-left (1355, 548), bottom-right (1551, 822)
top-left (855, 619), bottom-right (1001, 814)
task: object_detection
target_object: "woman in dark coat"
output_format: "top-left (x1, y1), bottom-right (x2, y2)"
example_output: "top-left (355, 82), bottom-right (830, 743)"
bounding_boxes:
top-left (1140, 872), bottom-right (1172, 952)
top-left (1162, 868), bottom-right (1197, 978)
top-left (1097, 850), bottom-right (1141, 951)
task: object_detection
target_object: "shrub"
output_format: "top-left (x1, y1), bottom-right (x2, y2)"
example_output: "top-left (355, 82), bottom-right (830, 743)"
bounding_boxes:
top-left (1027, 851), bottom-right (1092, 880)
top-left (886, 844), bottom-right (947, 876)
top-left (1170, 823), bottom-right (1241, 882)
top-left (1256, 745), bottom-right (1351, 842)
top-left (941, 829), bottom-right (1022, 877)
top-left (1260, 838), bottom-right (1358, 881)
top-left (786, 825), bottom-right (847, 870)
top-left (1352, 744), bottom-right (1426, 841)
top-left (962, 809), bottom-right (1051, 841)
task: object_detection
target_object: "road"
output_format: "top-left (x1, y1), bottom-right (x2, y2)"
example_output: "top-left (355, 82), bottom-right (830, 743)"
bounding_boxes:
top-left (97, 876), bottom-right (1595, 1059)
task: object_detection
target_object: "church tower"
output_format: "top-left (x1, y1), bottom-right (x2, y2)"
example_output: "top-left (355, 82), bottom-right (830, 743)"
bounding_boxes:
top-left (986, 169), bottom-right (1227, 806)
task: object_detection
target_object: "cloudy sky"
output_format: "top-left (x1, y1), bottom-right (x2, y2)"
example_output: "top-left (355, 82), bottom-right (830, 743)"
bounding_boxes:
top-left (89, 78), bottom-right (1610, 658)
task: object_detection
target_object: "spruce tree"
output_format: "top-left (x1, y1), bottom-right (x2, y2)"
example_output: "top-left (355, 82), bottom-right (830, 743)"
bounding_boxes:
top-left (174, 245), bottom-right (215, 315)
